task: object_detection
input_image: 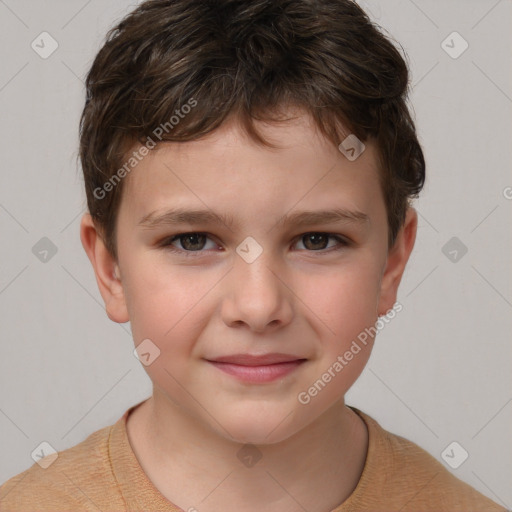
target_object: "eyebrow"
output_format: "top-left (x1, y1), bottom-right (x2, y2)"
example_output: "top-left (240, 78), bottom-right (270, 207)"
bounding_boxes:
top-left (138, 207), bottom-right (369, 230)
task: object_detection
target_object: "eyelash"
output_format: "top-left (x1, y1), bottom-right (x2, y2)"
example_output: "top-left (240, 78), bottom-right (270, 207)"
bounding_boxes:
top-left (157, 232), bottom-right (351, 258)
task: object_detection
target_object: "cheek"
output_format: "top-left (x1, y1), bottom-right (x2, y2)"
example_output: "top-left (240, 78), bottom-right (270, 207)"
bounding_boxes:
top-left (122, 254), bottom-right (220, 354)
top-left (123, 263), bottom-right (214, 396)
top-left (301, 259), bottom-right (382, 340)
top-left (292, 264), bottom-right (381, 414)
top-left (124, 245), bottom-right (383, 346)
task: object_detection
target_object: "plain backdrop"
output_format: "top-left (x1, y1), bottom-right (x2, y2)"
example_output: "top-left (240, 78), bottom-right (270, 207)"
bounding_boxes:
top-left (0, 0), bottom-right (511, 507)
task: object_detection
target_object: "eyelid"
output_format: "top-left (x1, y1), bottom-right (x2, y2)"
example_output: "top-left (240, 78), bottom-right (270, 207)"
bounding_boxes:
top-left (158, 231), bottom-right (352, 257)
top-left (158, 232), bottom-right (220, 256)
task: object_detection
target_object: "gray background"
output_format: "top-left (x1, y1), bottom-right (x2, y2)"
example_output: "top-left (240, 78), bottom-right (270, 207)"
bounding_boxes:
top-left (0, 0), bottom-right (511, 507)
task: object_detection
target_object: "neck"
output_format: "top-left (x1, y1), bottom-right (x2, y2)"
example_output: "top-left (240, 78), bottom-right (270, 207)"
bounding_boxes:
top-left (127, 391), bottom-right (368, 512)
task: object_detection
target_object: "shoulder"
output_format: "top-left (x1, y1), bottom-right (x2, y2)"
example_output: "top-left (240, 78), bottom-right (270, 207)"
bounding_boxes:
top-left (350, 408), bottom-right (508, 511)
top-left (0, 421), bottom-right (123, 512)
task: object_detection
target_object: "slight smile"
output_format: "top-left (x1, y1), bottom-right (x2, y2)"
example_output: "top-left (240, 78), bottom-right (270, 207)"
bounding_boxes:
top-left (205, 353), bottom-right (308, 383)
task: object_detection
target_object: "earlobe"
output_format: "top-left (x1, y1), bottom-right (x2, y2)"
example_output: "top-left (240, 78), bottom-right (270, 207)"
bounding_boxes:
top-left (79, 213), bottom-right (130, 324)
top-left (377, 207), bottom-right (418, 316)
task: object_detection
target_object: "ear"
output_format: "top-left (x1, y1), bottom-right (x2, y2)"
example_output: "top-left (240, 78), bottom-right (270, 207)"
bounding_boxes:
top-left (377, 207), bottom-right (417, 316)
top-left (79, 213), bottom-right (129, 323)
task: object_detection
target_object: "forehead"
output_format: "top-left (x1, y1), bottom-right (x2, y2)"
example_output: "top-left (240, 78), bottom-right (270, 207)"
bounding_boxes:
top-left (119, 112), bottom-right (382, 225)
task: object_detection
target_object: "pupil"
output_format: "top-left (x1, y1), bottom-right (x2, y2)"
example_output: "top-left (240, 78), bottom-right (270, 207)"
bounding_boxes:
top-left (179, 234), bottom-right (329, 252)
top-left (305, 233), bottom-right (327, 250)
top-left (183, 234), bottom-right (205, 251)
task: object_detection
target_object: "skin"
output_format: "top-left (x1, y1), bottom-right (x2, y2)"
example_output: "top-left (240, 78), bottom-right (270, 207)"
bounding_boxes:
top-left (80, 108), bottom-right (417, 512)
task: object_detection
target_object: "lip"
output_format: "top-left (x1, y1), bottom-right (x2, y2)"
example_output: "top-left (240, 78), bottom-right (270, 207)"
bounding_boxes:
top-left (208, 353), bottom-right (305, 366)
top-left (206, 353), bottom-right (307, 383)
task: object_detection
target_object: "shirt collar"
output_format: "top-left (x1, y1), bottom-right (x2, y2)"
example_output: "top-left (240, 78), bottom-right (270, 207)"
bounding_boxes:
top-left (109, 400), bottom-right (384, 511)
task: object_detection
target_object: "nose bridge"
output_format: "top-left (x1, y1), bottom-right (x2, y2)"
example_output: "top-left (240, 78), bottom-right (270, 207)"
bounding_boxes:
top-left (234, 239), bottom-right (281, 301)
top-left (222, 239), bottom-right (293, 331)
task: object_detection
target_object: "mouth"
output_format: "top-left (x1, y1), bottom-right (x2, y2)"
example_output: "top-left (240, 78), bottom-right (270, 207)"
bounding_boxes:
top-left (205, 353), bottom-right (307, 383)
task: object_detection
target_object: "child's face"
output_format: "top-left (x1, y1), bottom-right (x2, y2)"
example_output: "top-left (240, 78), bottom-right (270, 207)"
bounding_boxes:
top-left (83, 110), bottom-right (415, 444)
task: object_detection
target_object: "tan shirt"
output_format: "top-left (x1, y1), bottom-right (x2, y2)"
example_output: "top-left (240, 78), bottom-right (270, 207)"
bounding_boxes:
top-left (0, 402), bottom-right (506, 511)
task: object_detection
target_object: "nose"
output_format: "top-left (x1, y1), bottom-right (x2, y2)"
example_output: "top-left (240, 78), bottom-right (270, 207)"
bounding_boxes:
top-left (220, 248), bottom-right (294, 334)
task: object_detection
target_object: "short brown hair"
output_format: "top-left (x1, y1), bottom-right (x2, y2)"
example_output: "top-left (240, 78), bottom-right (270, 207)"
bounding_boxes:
top-left (79, 0), bottom-right (425, 262)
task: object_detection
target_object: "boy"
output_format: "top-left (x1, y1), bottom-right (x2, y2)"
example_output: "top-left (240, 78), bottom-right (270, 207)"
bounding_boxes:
top-left (0, 0), bottom-right (507, 510)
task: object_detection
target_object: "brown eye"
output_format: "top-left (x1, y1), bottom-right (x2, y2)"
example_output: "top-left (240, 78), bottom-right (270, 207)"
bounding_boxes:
top-left (294, 233), bottom-right (350, 253)
top-left (177, 233), bottom-right (207, 251)
top-left (301, 233), bottom-right (330, 250)
top-left (160, 232), bottom-right (217, 255)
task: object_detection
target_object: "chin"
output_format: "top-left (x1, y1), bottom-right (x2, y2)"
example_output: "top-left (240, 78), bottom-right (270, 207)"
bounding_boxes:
top-left (212, 410), bottom-right (302, 446)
